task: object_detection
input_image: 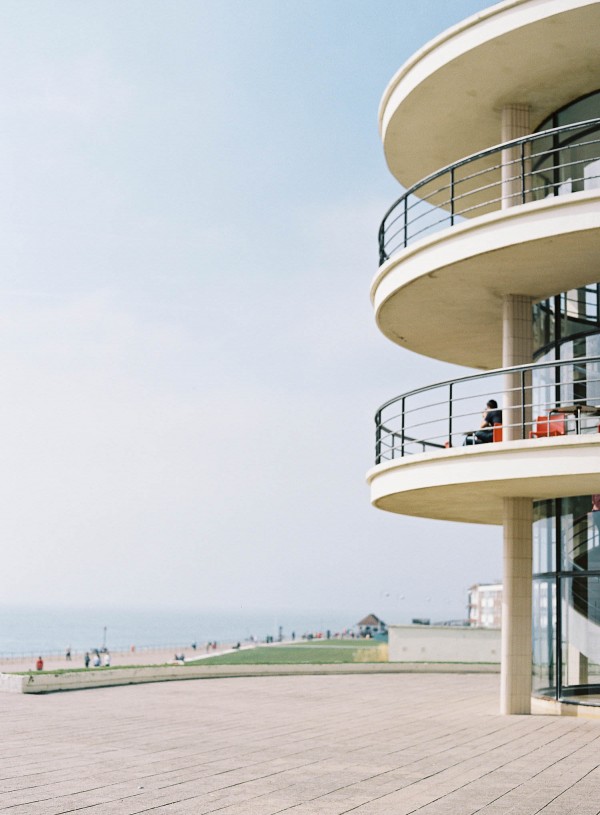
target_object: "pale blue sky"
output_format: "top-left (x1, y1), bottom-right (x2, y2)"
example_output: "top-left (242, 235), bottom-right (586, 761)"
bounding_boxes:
top-left (0, 0), bottom-right (499, 623)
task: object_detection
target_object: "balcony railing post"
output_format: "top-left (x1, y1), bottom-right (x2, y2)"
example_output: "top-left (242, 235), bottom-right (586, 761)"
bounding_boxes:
top-left (403, 196), bottom-right (408, 248)
top-left (448, 382), bottom-right (453, 447)
top-left (375, 411), bottom-right (382, 465)
top-left (378, 221), bottom-right (386, 266)
top-left (401, 397), bottom-right (406, 457)
top-left (521, 140), bottom-right (526, 204)
top-left (521, 367), bottom-right (526, 439)
top-left (450, 167), bottom-right (455, 227)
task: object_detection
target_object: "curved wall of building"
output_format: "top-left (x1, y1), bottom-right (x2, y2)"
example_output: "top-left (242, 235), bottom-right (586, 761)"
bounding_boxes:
top-left (533, 495), bottom-right (600, 705)
top-left (531, 91), bottom-right (600, 706)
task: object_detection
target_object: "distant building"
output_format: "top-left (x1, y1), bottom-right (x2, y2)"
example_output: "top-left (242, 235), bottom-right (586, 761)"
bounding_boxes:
top-left (468, 583), bottom-right (502, 629)
top-left (357, 614), bottom-right (387, 638)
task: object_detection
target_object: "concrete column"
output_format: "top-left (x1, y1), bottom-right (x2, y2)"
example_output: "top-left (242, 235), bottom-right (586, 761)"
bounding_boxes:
top-left (502, 295), bottom-right (533, 441)
top-left (501, 104), bottom-right (533, 439)
top-left (501, 296), bottom-right (533, 715)
top-left (500, 106), bottom-right (534, 715)
top-left (501, 497), bottom-right (533, 714)
top-left (501, 105), bottom-right (531, 209)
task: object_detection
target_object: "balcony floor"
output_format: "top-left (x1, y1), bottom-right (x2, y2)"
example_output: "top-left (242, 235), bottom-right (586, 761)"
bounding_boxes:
top-left (372, 192), bottom-right (600, 369)
top-left (368, 435), bottom-right (600, 525)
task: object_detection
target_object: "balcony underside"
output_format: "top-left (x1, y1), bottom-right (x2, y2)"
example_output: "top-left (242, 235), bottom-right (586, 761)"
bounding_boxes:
top-left (367, 436), bottom-right (600, 526)
top-left (371, 192), bottom-right (600, 369)
top-left (380, 0), bottom-right (600, 187)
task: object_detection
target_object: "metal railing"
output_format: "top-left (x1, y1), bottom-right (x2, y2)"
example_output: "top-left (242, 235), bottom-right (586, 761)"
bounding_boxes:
top-left (375, 357), bottom-right (600, 464)
top-left (379, 118), bottom-right (600, 265)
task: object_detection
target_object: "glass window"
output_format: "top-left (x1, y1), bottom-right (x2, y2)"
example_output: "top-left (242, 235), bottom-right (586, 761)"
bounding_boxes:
top-left (533, 578), bottom-right (556, 695)
top-left (561, 495), bottom-right (596, 571)
top-left (534, 499), bottom-right (555, 574)
top-left (556, 93), bottom-right (600, 128)
top-left (532, 299), bottom-right (555, 352)
top-left (561, 576), bottom-right (600, 696)
top-left (532, 91), bottom-right (600, 201)
top-left (533, 288), bottom-right (600, 361)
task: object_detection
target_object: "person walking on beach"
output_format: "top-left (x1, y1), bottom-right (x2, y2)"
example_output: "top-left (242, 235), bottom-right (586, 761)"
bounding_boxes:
top-left (84, 652), bottom-right (90, 668)
top-left (35, 656), bottom-right (43, 671)
top-left (103, 652), bottom-right (111, 667)
top-left (66, 647), bottom-right (71, 661)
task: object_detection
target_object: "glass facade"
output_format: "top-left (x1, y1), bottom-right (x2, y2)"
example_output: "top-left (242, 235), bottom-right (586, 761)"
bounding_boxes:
top-left (533, 497), bottom-right (600, 703)
top-left (531, 90), bottom-right (600, 200)
top-left (531, 287), bottom-right (600, 704)
top-left (530, 92), bottom-right (600, 706)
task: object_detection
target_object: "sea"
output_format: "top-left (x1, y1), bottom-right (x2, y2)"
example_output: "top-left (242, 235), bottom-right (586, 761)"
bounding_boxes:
top-left (0, 606), bottom-right (359, 657)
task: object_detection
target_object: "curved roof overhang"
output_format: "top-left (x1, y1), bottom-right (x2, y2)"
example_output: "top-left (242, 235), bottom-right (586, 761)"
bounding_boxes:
top-left (380, 0), bottom-right (600, 189)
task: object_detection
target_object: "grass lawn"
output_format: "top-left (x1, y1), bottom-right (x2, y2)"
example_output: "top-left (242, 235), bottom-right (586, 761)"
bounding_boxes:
top-left (187, 640), bottom-right (387, 666)
top-left (8, 640), bottom-right (388, 673)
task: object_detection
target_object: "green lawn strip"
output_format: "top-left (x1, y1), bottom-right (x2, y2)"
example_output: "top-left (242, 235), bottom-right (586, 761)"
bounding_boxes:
top-left (185, 646), bottom-right (380, 665)
top-left (288, 639), bottom-right (384, 648)
top-left (6, 642), bottom-right (386, 674)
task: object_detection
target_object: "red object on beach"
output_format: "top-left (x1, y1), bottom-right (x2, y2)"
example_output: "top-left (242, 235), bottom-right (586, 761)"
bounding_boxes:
top-left (35, 656), bottom-right (43, 671)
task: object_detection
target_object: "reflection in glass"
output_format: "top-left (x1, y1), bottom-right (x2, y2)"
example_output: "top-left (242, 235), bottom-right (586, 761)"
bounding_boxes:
top-left (533, 499), bottom-right (555, 574)
top-left (533, 287), bottom-right (600, 362)
top-left (562, 576), bottom-right (600, 695)
top-left (561, 495), bottom-right (597, 571)
top-left (532, 90), bottom-right (600, 201)
top-left (533, 578), bottom-right (556, 695)
top-left (533, 497), bottom-right (600, 705)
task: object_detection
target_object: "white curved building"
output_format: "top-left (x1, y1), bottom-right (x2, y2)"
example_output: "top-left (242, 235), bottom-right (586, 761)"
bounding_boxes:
top-left (368, 0), bottom-right (600, 714)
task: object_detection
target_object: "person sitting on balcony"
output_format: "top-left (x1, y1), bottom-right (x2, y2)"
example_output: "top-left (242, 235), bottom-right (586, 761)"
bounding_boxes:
top-left (464, 400), bottom-right (502, 445)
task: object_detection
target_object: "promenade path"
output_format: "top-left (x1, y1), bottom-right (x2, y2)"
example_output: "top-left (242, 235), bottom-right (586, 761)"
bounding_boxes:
top-left (0, 645), bottom-right (233, 674)
top-left (2, 673), bottom-right (600, 814)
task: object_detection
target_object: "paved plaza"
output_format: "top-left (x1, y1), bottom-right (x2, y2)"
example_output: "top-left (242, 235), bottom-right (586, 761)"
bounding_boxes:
top-left (2, 673), bottom-right (600, 814)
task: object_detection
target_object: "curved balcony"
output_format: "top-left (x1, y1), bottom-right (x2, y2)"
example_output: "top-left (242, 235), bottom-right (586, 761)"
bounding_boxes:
top-left (378, 120), bottom-right (600, 264)
top-left (367, 358), bottom-right (600, 525)
top-left (371, 121), bottom-right (600, 369)
top-left (379, 0), bottom-right (600, 187)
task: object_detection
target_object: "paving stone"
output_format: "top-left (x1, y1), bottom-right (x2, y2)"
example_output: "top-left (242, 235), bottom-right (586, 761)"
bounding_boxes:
top-left (1, 674), bottom-right (600, 814)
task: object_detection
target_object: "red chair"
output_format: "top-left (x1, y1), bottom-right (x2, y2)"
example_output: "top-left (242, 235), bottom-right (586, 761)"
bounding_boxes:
top-left (529, 414), bottom-right (566, 438)
top-left (492, 423), bottom-right (503, 442)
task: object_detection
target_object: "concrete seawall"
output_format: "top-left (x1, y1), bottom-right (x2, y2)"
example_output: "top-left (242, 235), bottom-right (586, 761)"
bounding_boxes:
top-left (1, 661), bottom-right (499, 694)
